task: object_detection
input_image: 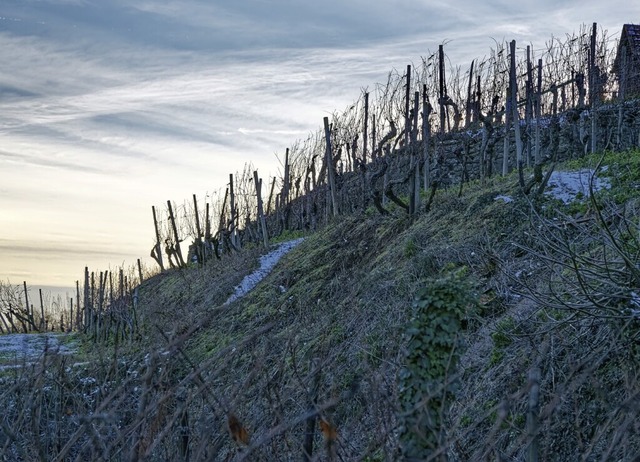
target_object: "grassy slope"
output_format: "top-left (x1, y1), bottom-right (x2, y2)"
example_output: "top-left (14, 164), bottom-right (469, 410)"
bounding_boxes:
top-left (55, 150), bottom-right (639, 460)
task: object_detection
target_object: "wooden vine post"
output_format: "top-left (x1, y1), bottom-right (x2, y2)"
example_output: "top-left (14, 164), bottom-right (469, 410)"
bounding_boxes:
top-left (589, 22), bottom-right (598, 154)
top-left (38, 288), bottom-right (45, 331)
top-left (410, 90), bottom-right (420, 216)
top-left (438, 45), bottom-right (446, 134)
top-left (525, 45), bottom-right (533, 167)
top-left (217, 187), bottom-right (229, 251)
top-left (405, 65), bottom-right (417, 217)
top-left (422, 84), bottom-right (432, 190)
top-left (363, 92), bottom-right (369, 165)
top-left (192, 194), bottom-right (204, 264)
top-left (151, 205), bottom-right (165, 271)
top-left (23, 281), bottom-right (34, 331)
top-left (509, 40), bottom-right (525, 187)
top-left (465, 60), bottom-right (475, 127)
top-left (617, 46), bottom-right (627, 148)
top-left (404, 64), bottom-right (411, 148)
top-left (193, 194), bottom-right (202, 243)
top-left (253, 170), bottom-right (269, 248)
top-left (371, 113), bottom-right (377, 161)
top-left (283, 147), bottom-right (291, 208)
top-left (475, 74), bottom-right (481, 126)
top-left (362, 92), bottom-right (370, 208)
top-left (535, 58), bottom-right (542, 164)
top-left (167, 200), bottom-right (186, 267)
top-left (76, 280), bottom-right (81, 330)
top-left (83, 267), bottom-right (90, 333)
top-left (323, 116), bottom-right (338, 218)
top-left (502, 82), bottom-right (511, 176)
top-left (137, 258), bottom-right (143, 284)
top-left (229, 174), bottom-right (238, 249)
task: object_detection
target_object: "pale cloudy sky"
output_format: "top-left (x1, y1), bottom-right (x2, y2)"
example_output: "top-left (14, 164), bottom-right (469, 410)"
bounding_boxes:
top-left (0, 0), bottom-right (638, 290)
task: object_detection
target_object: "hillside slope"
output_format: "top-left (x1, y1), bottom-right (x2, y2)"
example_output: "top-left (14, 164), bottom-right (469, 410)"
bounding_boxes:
top-left (1, 151), bottom-right (639, 461)
top-left (132, 150), bottom-right (639, 461)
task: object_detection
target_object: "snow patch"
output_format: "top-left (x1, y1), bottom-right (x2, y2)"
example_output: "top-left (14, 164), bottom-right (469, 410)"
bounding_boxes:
top-left (495, 195), bottom-right (514, 203)
top-left (545, 169), bottom-right (610, 204)
top-left (225, 238), bottom-right (304, 305)
top-left (0, 333), bottom-right (75, 370)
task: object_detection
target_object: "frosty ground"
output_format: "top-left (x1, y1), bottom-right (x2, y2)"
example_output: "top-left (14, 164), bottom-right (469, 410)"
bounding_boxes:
top-left (0, 238), bottom-right (305, 369)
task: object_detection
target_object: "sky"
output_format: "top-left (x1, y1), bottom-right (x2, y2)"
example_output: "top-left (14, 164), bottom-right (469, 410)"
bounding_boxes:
top-left (0, 0), bottom-right (638, 294)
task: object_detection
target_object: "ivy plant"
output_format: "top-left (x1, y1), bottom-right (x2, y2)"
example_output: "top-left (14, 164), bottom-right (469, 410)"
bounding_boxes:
top-left (398, 268), bottom-right (476, 461)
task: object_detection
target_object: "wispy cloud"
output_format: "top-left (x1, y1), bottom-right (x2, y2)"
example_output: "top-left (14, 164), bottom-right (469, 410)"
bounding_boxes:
top-left (0, 0), bottom-right (638, 285)
top-left (0, 149), bottom-right (106, 174)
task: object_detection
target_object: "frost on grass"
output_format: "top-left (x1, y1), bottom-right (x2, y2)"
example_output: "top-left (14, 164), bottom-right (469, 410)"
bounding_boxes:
top-left (0, 333), bottom-right (75, 370)
top-left (225, 238), bottom-right (304, 305)
top-left (494, 195), bottom-right (514, 203)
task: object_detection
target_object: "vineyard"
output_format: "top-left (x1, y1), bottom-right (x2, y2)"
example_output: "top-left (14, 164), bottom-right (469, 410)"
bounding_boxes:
top-left (0, 22), bottom-right (639, 461)
top-left (4, 23), bottom-right (640, 339)
top-left (151, 22), bottom-right (639, 266)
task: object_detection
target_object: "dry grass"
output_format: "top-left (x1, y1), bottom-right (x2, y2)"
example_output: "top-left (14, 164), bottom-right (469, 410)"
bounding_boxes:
top-left (1, 153), bottom-right (640, 461)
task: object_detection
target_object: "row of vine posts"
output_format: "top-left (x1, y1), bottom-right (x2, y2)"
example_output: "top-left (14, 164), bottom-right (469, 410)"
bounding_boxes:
top-left (149, 22), bottom-right (637, 271)
top-left (4, 23), bottom-right (637, 342)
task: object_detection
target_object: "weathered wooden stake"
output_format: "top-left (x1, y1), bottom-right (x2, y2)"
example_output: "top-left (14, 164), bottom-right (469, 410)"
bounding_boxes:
top-left (502, 85), bottom-right (511, 176)
top-left (193, 194), bottom-right (202, 242)
top-left (167, 200), bottom-right (186, 266)
top-left (229, 174), bottom-right (238, 248)
top-left (97, 271), bottom-right (106, 340)
top-left (253, 170), bottom-right (269, 248)
top-left (76, 280), bottom-right (81, 330)
top-left (475, 74), bottom-right (482, 125)
top-left (590, 22), bottom-right (598, 154)
top-left (510, 40), bottom-right (524, 187)
top-left (371, 113), bottom-right (377, 161)
top-left (151, 206), bottom-right (165, 271)
top-left (323, 117), bottom-right (338, 217)
top-left (410, 91), bottom-right (420, 216)
top-left (0, 311), bottom-right (10, 333)
top-left (205, 203), bottom-right (211, 239)
top-left (404, 64), bottom-right (411, 148)
top-left (137, 258), bottom-right (143, 284)
top-left (38, 288), bottom-right (45, 331)
top-left (439, 44), bottom-right (446, 134)
top-left (535, 58), bottom-right (542, 164)
top-left (617, 46), bottom-right (627, 148)
top-left (465, 60), bottom-right (475, 127)
top-left (90, 271), bottom-right (96, 339)
top-left (525, 45), bottom-right (533, 168)
top-left (423, 84), bottom-right (431, 191)
top-left (363, 92), bottom-right (369, 164)
top-left (23, 281), bottom-right (35, 332)
top-left (283, 148), bottom-right (290, 207)
top-left (119, 268), bottom-right (125, 300)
